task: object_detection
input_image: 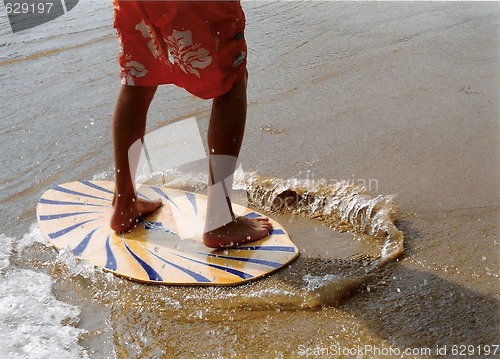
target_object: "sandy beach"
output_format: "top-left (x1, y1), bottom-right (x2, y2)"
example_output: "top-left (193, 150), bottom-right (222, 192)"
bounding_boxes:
top-left (1, 1), bottom-right (499, 358)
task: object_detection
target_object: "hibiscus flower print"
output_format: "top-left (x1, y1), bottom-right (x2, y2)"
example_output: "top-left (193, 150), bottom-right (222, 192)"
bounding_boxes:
top-left (165, 30), bottom-right (213, 78)
top-left (124, 60), bottom-right (147, 78)
top-left (135, 20), bottom-right (158, 59)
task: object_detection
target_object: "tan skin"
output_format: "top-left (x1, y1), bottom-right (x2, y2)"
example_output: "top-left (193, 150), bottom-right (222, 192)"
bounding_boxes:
top-left (110, 75), bottom-right (272, 247)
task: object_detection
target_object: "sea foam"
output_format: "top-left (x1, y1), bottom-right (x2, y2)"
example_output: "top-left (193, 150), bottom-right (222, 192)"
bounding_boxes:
top-left (0, 232), bottom-right (89, 358)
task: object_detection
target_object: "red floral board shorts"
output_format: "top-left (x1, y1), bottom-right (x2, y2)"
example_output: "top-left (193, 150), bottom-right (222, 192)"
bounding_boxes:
top-left (112, 0), bottom-right (247, 99)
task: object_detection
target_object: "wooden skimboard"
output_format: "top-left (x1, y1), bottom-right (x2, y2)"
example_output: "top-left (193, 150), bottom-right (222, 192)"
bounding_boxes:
top-left (36, 181), bottom-right (299, 286)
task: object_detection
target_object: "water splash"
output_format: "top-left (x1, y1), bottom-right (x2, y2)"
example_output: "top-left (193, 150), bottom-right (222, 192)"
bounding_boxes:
top-left (0, 232), bottom-right (89, 358)
top-left (242, 174), bottom-right (404, 265)
top-left (239, 173), bottom-right (404, 306)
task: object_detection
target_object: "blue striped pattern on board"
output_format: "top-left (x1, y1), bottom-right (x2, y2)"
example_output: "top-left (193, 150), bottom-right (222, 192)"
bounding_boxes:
top-left (53, 185), bottom-right (110, 202)
top-left (143, 247), bottom-right (211, 283)
top-left (36, 181), bottom-right (298, 285)
top-left (142, 220), bottom-right (177, 235)
top-left (105, 235), bottom-right (117, 271)
top-left (173, 253), bottom-right (254, 280)
top-left (80, 180), bottom-right (114, 195)
top-left (39, 211), bottom-right (100, 221)
top-left (72, 228), bottom-right (98, 256)
top-left (48, 219), bottom-right (96, 239)
top-left (185, 192), bottom-right (197, 216)
top-left (39, 198), bottom-right (106, 207)
top-left (201, 252), bottom-right (282, 268)
top-left (123, 238), bottom-right (163, 281)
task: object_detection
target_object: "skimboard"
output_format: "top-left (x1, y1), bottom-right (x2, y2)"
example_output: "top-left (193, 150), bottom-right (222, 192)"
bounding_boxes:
top-left (36, 181), bottom-right (299, 286)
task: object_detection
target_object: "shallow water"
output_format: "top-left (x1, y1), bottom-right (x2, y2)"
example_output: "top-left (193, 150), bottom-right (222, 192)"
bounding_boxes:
top-left (1, 1), bottom-right (499, 358)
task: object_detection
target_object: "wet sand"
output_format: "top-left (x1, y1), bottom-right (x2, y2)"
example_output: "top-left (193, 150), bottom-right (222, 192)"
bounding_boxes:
top-left (1, 1), bottom-right (499, 358)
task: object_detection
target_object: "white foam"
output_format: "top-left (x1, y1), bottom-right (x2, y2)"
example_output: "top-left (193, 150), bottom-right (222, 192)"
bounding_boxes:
top-left (0, 234), bottom-right (89, 359)
top-left (244, 174), bottom-right (405, 265)
top-left (92, 169), bottom-right (113, 181)
top-left (0, 234), bottom-right (13, 270)
top-left (16, 224), bottom-right (50, 252)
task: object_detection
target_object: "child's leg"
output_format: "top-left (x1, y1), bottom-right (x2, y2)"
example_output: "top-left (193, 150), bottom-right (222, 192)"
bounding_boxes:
top-left (111, 85), bottom-right (163, 232)
top-left (203, 76), bottom-right (273, 248)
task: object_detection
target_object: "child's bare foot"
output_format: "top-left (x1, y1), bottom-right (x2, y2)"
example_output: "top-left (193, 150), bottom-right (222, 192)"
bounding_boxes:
top-left (111, 195), bottom-right (163, 233)
top-left (203, 216), bottom-right (273, 248)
